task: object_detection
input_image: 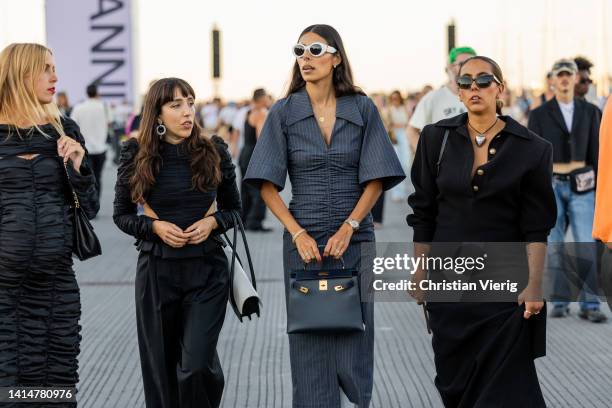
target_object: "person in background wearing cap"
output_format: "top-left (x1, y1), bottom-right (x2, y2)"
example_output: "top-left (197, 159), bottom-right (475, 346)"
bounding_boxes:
top-left (593, 97), bottom-right (612, 311)
top-left (528, 59), bottom-right (606, 322)
top-left (407, 46), bottom-right (476, 154)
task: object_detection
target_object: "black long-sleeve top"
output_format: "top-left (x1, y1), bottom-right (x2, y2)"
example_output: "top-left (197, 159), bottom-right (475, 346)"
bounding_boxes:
top-left (407, 113), bottom-right (557, 243)
top-left (113, 135), bottom-right (241, 257)
top-left (0, 117), bottom-right (99, 264)
top-left (527, 97), bottom-right (600, 171)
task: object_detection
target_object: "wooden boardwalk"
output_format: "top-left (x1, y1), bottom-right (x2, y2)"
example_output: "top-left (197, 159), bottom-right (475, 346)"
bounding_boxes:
top-left (75, 163), bottom-right (612, 407)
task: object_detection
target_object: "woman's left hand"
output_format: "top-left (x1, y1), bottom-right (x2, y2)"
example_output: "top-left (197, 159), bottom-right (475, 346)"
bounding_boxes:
top-left (517, 284), bottom-right (544, 319)
top-left (185, 216), bottom-right (217, 244)
top-left (57, 135), bottom-right (86, 172)
top-left (323, 223), bottom-right (353, 259)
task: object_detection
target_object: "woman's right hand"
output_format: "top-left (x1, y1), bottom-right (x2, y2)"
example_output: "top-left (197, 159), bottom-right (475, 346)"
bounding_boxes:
top-left (152, 220), bottom-right (190, 248)
top-left (294, 231), bottom-right (322, 264)
top-left (409, 267), bottom-right (427, 304)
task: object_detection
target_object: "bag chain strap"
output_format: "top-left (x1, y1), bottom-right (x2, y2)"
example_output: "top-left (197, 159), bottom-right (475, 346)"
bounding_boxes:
top-left (62, 161), bottom-right (81, 209)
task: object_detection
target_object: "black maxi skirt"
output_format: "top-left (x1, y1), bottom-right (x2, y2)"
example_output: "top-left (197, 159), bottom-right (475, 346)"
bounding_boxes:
top-left (426, 301), bottom-right (547, 408)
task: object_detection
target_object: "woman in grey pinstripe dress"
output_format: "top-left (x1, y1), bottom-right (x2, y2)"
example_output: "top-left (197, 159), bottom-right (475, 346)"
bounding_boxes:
top-left (244, 25), bottom-right (405, 408)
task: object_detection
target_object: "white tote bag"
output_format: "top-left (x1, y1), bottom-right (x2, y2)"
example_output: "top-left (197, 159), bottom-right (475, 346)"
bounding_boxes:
top-left (224, 210), bottom-right (261, 321)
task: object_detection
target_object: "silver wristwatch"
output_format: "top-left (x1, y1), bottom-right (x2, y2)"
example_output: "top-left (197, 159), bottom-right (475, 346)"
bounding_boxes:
top-left (344, 218), bottom-right (360, 231)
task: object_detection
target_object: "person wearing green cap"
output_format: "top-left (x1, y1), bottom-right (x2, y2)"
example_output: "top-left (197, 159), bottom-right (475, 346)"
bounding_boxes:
top-left (407, 46), bottom-right (477, 153)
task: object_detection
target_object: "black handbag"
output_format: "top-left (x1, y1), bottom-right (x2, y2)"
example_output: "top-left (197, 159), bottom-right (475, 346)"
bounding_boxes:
top-left (63, 162), bottom-right (102, 261)
top-left (287, 250), bottom-right (364, 334)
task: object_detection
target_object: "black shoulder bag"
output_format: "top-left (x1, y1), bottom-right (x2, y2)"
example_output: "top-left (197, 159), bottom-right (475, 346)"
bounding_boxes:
top-left (420, 129), bottom-right (450, 335)
top-left (63, 162), bottom-right (102, 261)
top-left (436, 129), bottom-right (450, 177)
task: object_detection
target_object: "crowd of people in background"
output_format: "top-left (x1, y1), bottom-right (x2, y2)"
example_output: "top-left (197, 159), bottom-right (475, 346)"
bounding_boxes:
top-left (54, 53), bottom-right (610, 231)
top-left (53, 53), bottom-right (610, 236)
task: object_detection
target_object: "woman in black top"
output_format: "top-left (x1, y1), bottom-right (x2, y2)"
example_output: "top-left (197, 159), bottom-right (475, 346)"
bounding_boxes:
top-left (408, 56), bottom-right (556, 407)
top-left (238, 88), bottom-right (269, 231)
top-left (0, 43), bottom-right (99, 407)
top-left (113, 78), bottom-right (241, 408)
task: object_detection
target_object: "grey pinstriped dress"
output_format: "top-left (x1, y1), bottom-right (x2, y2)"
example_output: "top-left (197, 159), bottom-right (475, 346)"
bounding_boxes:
top-left (244, 88), bottom-right (404, 407)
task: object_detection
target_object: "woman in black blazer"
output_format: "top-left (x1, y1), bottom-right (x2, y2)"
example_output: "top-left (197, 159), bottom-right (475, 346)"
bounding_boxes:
top-left (407, 56), bottom-right (557, 407)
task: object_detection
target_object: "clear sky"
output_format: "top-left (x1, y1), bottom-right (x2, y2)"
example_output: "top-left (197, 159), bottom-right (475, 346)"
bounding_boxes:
top-left (1, 0), bottom-right (610, 101)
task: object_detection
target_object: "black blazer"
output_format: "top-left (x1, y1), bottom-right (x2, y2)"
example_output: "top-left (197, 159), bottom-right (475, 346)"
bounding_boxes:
top-left (407, 113), bottom-right (557, 243)
top-left (527, 97), bottom-right (600, 171)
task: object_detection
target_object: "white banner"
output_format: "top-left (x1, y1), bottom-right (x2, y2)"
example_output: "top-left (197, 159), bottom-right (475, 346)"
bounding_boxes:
top-left (45, 0), bottom-right (134, 105)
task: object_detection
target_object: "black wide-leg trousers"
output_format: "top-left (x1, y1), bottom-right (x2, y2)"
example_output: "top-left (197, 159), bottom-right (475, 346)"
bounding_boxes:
top-left (135, 247), bottom-right (229, 408)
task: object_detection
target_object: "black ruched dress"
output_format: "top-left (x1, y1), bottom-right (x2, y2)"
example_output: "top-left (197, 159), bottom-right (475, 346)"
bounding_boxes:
top-left (0, 118), bottom-right (99, 407)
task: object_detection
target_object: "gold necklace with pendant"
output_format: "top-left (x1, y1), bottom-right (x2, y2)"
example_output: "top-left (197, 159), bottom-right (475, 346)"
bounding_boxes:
top-left (315, 102), bottom-right (334, 124)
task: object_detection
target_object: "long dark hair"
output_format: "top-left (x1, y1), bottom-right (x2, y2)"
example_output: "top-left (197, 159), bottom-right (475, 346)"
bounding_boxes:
top-left (130, 78), bottom-right (221, 203)
top-left (459, 56), bottom-right (505, 115)
top-left (390, 90), bottom-right (404, 105)
top-left (286, 24), bottom-right (364, 97)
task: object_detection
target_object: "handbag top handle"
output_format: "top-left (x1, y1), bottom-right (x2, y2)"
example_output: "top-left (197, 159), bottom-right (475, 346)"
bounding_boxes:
top-left (302, 245), bottom-right (345, 270)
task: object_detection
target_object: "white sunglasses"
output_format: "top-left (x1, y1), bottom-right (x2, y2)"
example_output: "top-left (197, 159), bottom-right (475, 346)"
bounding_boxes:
top-left (292, 42), bottom-right (337, 58)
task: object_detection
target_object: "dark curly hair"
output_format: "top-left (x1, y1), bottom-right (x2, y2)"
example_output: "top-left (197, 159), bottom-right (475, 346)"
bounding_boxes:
top-left (574, 56), bottom-right (594, 73)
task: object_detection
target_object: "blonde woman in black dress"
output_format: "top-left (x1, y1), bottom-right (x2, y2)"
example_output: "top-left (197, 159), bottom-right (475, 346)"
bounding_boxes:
top-left (0, 43), bottom-right (99, 407)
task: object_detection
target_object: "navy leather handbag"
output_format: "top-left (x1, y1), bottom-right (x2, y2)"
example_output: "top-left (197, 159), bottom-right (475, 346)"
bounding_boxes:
top-left (287, 251), bottom-right (364, 334)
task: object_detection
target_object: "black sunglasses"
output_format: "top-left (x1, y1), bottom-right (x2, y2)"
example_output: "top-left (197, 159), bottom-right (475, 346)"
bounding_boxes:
top-left (457, 74), bottom-right (501, 90)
